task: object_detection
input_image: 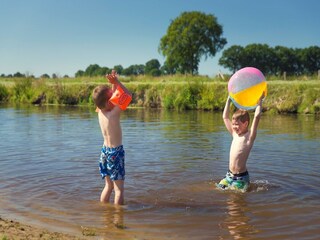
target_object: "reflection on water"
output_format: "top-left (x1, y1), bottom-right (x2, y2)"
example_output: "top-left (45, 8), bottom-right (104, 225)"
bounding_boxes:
top-left (223, 193), bottom-right (259, 240)
top-left (0, 104), bottom-right (319, 239)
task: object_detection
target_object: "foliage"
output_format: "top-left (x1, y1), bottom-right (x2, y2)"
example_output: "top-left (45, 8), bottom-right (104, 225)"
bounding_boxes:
top-left (241, 44), bottom-right (276, 75)
top-left (273, 46), bottom-right (299, 75)
top-left (41, 73), bottom-right (50, 78)
top-left (122, 64), bottom-right (145, 76)
top-left (179, 82), bottom-right (204, 110)
top-left (145, 59), bottom-right (161, 76)
top-left (1, 76), bottom-right (319, 114)
top-left (264, 81), bottom-right (320, 114)
top-left (159, 11), bottom-right (227, 75)
top-left (2, 45), bottom-right (318, 79)
top-left (74, 63), bottom-right (148, 77)
top-left (218, 45), bottom-right (244, 73)
top-left (47, 80), bottom-right (94, 105)
top-left (11, 78), bottom-right (35, 103)
top-left (75, 64), bottom-right (111, 77)
top-left (301, 46), bottom-right (320, 74)
top-left (197, 83), bottom-right (226, 110)
top-left (114, 65), bottom-right (124, 75)
top-left (220, 44), bottom-right (320, 76)
top-left (144, 86), bottom-right (162, 108)
top-left (0, 84), bottom-right (9, 102)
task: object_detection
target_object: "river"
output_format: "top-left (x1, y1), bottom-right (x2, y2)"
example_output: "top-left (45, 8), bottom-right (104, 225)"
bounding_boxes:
top-left (0, 105), bottom-right (319, 239)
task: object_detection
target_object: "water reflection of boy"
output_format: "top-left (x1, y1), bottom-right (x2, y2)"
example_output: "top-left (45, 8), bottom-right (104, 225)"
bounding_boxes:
top-left (224, 193), bottom-right (258, 239)
top-left (103, 204), bottom-right (125, 230)
top-left (92, 70), bottom-right (132, 205)
top-left (217, 94), bottom-right (263, 191)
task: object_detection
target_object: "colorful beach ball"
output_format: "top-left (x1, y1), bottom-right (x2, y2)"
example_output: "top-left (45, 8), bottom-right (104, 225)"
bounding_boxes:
top-left (228, 67), bottom-right (267, 110)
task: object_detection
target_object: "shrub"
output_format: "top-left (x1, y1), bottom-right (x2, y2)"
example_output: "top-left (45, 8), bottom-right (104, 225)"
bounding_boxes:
top-left (0, 84), bottom-right (9, 102)
top-left (11, 78), bottom-right (35, 103)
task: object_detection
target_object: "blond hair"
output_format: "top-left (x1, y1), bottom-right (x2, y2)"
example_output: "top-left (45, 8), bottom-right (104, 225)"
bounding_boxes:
top-left (92, 85), bottom-right (111, 110)
top-left (232, 109), bottom-right (250, 125)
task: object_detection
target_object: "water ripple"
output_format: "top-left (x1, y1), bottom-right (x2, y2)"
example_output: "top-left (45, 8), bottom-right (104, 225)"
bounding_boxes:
top-left (0, 106), bottom-right (319, 239)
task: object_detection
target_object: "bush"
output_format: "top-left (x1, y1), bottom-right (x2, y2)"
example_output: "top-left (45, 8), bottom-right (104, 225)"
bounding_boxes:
top-left (198, 83), bottom-right (226, 110)
top-left (11, 78), bottom-right (34, 103)
top-left (1, 75), bottom-right (319, 114)
top-left (0, 84), bottom-right (9, 102)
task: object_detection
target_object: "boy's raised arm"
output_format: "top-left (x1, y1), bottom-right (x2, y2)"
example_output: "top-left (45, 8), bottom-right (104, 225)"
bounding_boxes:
top-left (223, 96), bottom-right (233, 135)
top-left (106, 70), bottom-right (131, 97)
top-left (106, 70), bottom-right (132, 111)
top-left (250, 94), bottom-right (263, 141)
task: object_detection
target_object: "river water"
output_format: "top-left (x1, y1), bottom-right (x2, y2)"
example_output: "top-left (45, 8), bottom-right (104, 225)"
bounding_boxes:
top-left (0, 105), bottom-right (319, 239)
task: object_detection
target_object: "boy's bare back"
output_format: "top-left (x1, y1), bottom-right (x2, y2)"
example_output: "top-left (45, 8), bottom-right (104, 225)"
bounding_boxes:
top-left (95, 70), bottom-right (132, 148)
top-left (98, 106), bottom-right (122, 148)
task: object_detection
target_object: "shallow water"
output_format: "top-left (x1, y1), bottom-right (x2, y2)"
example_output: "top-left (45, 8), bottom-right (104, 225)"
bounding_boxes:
top-left (0, 105), bottom-right (319, 239)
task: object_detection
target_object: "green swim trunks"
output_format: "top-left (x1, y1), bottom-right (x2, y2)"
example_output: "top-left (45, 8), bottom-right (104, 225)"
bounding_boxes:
top-left (217, 170), bottom-right (250, 191)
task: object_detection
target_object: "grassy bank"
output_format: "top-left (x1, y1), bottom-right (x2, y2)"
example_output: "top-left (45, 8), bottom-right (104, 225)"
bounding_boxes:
top-left (0, 76), bottom-right (319, 114)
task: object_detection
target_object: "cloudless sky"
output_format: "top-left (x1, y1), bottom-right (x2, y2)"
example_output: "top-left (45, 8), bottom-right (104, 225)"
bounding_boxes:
top-left (1, 0), bottom-right (319, 77)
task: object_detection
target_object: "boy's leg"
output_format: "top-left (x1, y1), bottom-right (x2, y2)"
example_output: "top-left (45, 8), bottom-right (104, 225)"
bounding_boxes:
top-left (100, 176), bottom-right (114, 202)
top-left (113, 180), bottom-right (124, 205)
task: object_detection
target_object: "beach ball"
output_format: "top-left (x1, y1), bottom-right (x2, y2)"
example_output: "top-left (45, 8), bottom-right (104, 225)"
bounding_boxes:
top-left (228, 67), bottom-right (267, 110)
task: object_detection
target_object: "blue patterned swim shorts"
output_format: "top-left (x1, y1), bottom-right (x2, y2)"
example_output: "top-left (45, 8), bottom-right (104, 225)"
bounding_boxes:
top-left (99, 145), bottom-right (125, 181)
top-left (217, 170), bottom-right (250, 191)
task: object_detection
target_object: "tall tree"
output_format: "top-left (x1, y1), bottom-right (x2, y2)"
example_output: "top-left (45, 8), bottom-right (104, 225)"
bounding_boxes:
top-left (273, 46), bottom-right (298, 75)
top-left (145, 59), bottom-right (161, 76)
top-left (159, 11), bottom-right (227, 75)
top-left (301, 46), bottom-right (320, 74)
top-left (242, 44), bottom-right (276, 75)
top-left (122, 64), bottom-right (145, 76)
top-left (219, 45), bottom-right (244, 73)
top-left (85, 64), bottom-right (101, 76)
top-left (113, 65), bottom-right (124, 75)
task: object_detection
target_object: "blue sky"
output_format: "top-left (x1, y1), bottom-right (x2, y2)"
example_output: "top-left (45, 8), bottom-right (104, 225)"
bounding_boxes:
top-left (1, 0), bottom-right (319, 77)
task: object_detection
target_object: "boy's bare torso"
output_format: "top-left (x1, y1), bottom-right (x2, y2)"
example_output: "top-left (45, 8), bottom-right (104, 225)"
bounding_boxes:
top-left (98, 107), bottom-right (122, 148)
top-left (229, 130), bottom-right (254, 174)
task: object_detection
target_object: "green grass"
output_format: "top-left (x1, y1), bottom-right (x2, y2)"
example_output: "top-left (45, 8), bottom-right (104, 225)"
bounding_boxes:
top-left (0, 75), bottom-right (319, 114)
top-left (265, 81), bottom-right (320, 114)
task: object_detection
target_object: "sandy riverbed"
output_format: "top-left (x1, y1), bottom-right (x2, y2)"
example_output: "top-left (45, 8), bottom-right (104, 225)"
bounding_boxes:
top-left (0, 216), bottom-right (87, 240)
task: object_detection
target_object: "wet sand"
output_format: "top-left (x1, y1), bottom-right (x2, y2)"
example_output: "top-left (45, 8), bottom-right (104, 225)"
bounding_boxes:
top-left (0, 216), bottom-right (86, 240)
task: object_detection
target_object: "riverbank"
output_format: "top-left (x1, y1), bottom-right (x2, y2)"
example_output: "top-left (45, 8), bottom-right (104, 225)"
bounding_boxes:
top-left (0, 216), bottom-right (85, 240)
top-left (0, 76), bottom-right (319, 113)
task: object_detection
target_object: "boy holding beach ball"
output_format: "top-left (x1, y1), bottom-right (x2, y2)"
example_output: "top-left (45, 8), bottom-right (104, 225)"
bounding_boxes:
top-left (92, 70), bottom-right (132, 205)
top-left (217, 67), bottom-right (266, 192)
top-left (217, 94), bottom-right (264, 191)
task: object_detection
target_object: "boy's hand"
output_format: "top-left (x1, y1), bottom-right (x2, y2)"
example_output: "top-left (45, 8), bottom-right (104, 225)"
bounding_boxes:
top-left (258, 92), bottom-right (265, 104)
top-left (106, 70), bottom-right (118, 84)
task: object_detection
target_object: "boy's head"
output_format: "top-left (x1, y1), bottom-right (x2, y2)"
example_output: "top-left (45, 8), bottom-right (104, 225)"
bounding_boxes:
top-left (92, 85), bottom-right (113, 110)
top-left (232, 109), bottom-right (250, 135)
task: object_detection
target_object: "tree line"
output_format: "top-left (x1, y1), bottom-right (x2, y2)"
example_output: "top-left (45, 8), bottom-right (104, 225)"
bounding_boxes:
top-left (74, 58), bottom-right (162, 77)
top-left (0, 59), bottom-right (163, 79)
top-left (219, 44), bottom-right (320, 76)
top-left (2, 43), bottom-right (319, 79)
top-left (75, 44), bottom-right (320, 77)
top-left (0, 72), bottom-right (69, 79)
